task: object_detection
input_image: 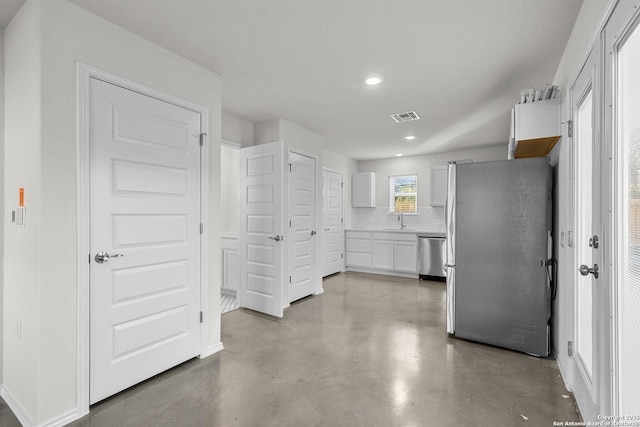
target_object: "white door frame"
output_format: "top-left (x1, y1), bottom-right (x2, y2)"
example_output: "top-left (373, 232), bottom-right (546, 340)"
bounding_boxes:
top-left (76, 64), bottom-right (210, 415)
top-left (322, 167), bottom-right (345, 274)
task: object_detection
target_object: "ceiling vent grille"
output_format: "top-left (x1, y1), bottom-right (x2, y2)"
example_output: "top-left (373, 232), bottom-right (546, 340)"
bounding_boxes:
top-left (390, 111), bottom-right (421, 123)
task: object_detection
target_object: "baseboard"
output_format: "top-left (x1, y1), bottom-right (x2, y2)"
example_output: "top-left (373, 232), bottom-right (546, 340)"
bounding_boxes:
top-left (555, 354), bottom-right (573, 392)
top-left (346, 267), bottom-right (419, 279)
top-left (200, 342), bottom-right (224, 359)
top-left (1, 384), bottom-right (83, 427)
top-left (1, 385), bottom-right (35, 427)
top-left (314, 288), bottom-right (324, 296)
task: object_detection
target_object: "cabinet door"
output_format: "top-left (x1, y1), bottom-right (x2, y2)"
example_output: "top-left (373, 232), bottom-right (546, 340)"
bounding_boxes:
top-left (372, 240), bottom-right (394, 270)
top-left (352, 172), bottom-right (376, 207)
top-left (430, 166), bottom-right (448, 207)
top-left (394, 241), bottom-right (417, 273)
top-left (222, 248), bottom-right (239, 291)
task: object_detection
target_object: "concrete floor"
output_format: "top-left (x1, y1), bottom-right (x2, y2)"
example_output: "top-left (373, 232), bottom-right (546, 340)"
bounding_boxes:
top-left (1, 272), bottom-right (581, 426)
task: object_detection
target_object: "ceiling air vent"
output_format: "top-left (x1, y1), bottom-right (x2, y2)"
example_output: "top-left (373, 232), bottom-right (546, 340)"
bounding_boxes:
top-left (390, 111), bottom-right (420, 123)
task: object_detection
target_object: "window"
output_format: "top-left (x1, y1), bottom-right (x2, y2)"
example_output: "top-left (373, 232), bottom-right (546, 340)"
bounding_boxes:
top-left (389, 174), bottom-right (417, 213)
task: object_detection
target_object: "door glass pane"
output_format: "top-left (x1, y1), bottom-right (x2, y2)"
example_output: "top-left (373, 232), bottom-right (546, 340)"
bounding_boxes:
top-left (576, 89), bottom-right (593, 380)
top-left (617, 22), bottom-right (640, 416)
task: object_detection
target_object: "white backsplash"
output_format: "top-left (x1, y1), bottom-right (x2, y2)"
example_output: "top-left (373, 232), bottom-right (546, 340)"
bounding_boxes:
top-left (352, 206), bottom-right (445, 232)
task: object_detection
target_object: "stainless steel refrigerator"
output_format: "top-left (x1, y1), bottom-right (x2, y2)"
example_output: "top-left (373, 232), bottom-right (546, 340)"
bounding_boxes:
top-left (445, 158), bottom-right (552, 357)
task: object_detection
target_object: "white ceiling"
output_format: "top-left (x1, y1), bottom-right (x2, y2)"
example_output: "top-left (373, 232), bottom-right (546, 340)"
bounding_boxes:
top-left (3, 0), bottom-right (583, 160)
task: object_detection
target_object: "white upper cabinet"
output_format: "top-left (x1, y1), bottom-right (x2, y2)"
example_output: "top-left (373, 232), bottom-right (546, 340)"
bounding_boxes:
top-left (430, 166), bottom-right (448, 207)
top-left (510, 98), bottom-right (561, 159)
top-left (352, 172), bottom-right (376, 207)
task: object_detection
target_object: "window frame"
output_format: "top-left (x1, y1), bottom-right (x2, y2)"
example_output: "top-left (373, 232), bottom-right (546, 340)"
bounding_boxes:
top-left (388, 173), bottom-right (418, 214)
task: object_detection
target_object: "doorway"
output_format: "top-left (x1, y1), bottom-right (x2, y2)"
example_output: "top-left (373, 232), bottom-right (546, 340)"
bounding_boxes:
top-left (77, 65), bottom-right (209, 408)
top-left (569, 42), bottom-right (606, 421)
top-left (288, 151), bottom-right (317, 302)
top-left (322, 169), bottom-right (344, 277)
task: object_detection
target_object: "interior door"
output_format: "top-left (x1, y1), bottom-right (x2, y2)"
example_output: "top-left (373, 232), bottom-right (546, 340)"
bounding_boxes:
top-left (607, 0), bottom-right (640, 416)
top-left (288, 151), bottom-right (316, 302)
top-left (570, 46), bottom-right (602, 421)
top-left (239, 142), bottom-right (284, 317)
top-left (322, 169), bottom-right (343, 277)
top-left (89, 78), bottom-right (202, 403)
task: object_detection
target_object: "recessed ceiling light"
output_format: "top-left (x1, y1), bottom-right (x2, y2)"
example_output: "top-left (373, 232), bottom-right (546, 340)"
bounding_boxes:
top-left (404, 136), bottom-right (416, 140)
top-left (364, 75), bottom-right (383, 85)
top-left (395, 153), bottom-right (403, 157)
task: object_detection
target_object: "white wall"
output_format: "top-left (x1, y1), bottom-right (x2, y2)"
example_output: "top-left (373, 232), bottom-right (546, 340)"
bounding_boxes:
top-left (221, 110), bottom-right (254, 146)
top-left (3, 0), bottom-right (222, 424)
top-left (3, 1), bottom-right (42, 418)
top-left (551, 0), bottom-right (611, 387)
top-left (0, 28), bottom-right (5, 387)
top-left (356, 145), bottom-right (506, 230)
top-left (220, 145), bottom-right (240, 233)
top-left (254, 118), bottom-right (280, 145)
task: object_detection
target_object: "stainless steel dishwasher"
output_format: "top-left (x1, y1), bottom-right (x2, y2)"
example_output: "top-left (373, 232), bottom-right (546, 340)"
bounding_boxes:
top-left (418, 236), bottom-right (446, 279)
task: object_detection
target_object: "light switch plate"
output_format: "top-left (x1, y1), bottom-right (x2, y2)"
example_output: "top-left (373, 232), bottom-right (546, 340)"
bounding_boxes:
top-left (14, 207), bottom-right (25, 226)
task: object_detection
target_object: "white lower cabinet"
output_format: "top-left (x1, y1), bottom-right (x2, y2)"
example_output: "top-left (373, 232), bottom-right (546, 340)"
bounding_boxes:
top-left (345, 231), bottom-right (372, 267)
top-left (394, 241), bottom-right (418, 272)
top-left (221, 236), bottom-right (239, 293)
top-left (372, 240), bottom-right (394, 270)
top-left (347, 231), bottom-right (417, 275)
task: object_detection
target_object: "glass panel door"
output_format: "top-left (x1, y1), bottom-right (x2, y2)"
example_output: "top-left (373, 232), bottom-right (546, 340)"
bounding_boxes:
top-left (616, 17), bottom-right (640, 417)
top-left (576, 89), bottom-right (594, 381)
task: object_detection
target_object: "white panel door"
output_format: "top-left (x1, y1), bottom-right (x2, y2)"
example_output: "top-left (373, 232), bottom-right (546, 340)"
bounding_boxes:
top-left (570, 46), bottom-right (602, 421)
top-left (239, 142), bottom-right (284, 317)
top-left (89, 78), bottom-right (201, 404)
top-left (323, 169), bottom-right (343, 277)
top-left (288, 152), bottom-right (316, 302)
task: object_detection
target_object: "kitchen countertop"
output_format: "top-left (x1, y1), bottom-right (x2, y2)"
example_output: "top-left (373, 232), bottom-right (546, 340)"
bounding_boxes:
top-left (346, 228), bottom-right (445, 237)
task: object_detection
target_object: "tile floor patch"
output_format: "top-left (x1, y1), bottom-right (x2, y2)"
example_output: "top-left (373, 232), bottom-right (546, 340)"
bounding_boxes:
top-left (221, 293), bottom-right (238, 314)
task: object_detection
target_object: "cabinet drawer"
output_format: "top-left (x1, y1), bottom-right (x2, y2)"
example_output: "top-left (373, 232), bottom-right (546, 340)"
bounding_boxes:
top-left (346, 238), bottom-right (372, 253)
top-left (371, 232), bottom-right (416, 242)
top-left (346, 231), bottom-right (372, 239)
top-left (346, 252), bottom-right (372, 267)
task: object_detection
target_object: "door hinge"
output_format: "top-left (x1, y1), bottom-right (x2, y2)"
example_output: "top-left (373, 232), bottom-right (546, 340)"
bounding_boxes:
top-left (289, 276), bottom-right (292, 283)
top-left (199, 132), bottom-right (207, 147)
top-left (341, 218), bottom-right (343, 223)
top-left (341, 182), bottom-right (344, 188)
top-left (200, 223), bottom-right (204, 234)
top-left (568, 340), bottom-right (573, 357)
top-left (289, 220), bottom-right (292, 228)
top-left (341, 253), bottom-right (344, 259)
top-left (200, 311), bottom-right (203, 323)
top-left (89, 253), bottom-right (91, 264)
top-left (288, 163), bottom-right (293, 172)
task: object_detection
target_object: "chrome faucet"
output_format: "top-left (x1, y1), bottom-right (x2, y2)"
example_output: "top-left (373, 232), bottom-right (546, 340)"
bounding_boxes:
top-left (398, 212), bottom-right (406, 229)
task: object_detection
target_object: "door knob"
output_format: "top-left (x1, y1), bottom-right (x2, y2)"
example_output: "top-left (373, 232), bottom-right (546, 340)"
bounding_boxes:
top-left (268, 235), bottom-right (282, 242)
top-left (95, 252), bottom-right (124, 264)
top-left (310, 230), bottom-right (317, 236)
top-left (578, 264), bottom-right (599, 279)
